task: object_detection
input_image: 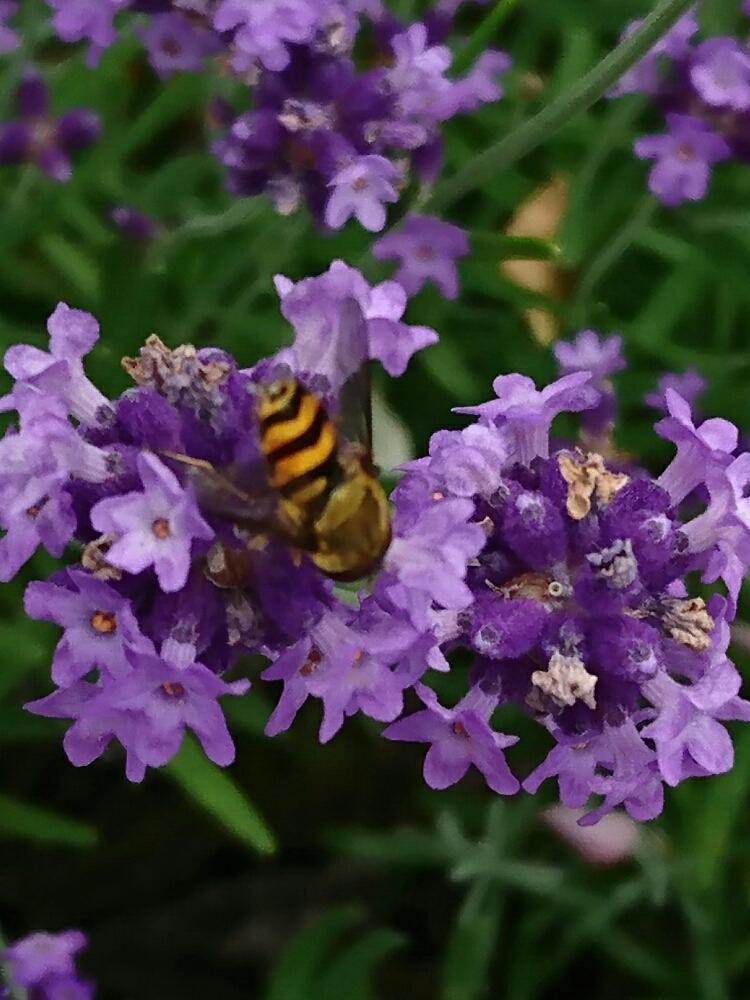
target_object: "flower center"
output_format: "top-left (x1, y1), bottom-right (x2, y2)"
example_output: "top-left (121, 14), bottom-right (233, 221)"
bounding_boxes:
top-left (26, 496), bottom-right (50, 519)
top-left (676, 142), bottom-right (694, 162)
top-left (351, 176), bottom-right (368, 191)
top-left (90, 610), bottom-right (117, 634)
top-left (161, 682), bottom-right (186, 699)
top-left (300, 646), bottom-right (322, 676)
top-left (415, 243), bottom-right (433, 262)
top-left (152, 517), bottom-right (171, 539)
top-left (451, 720), bottom-right (469, 738)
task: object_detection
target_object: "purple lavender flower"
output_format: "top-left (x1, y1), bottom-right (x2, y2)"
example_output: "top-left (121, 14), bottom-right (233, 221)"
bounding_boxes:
top-left (138, 11), bottom-right (219, 77)
top-left (455, 372), bottom-right (600, 464)
top-left (90, 452), bottom-right (214, 592)
top-left (383, 683), bottom-right (519, 794)
top-left (46, 0), bottom-right (128, 65)
top-left (373, 214), bottom-right (469, 299)
top-left (273, 260), bottom-right (437, 383)
top-left (213, 0), bottom-right (323, 72)
top-left (109, 205), bottom-right (159, 241)
top-left (0, 69), bottom-right (100, 182)
top-left (24, 570), bottom-right (153, 685)
top-left (644, 368), bottom-right (706, 413)
top-left (634, 113), bottom-right (730, 207)
top-left (690, 37), bottom-right (750, 111)
top-left (554, 330), bottom-right (625, 440)
top-left (0, 1), bottom-right (19, 52)
top-left (2, 929), bottom-right (93, 999)
top-left (451, 50), bottom-right (511, 113)
top-left (325, 154), bottom-right (398, 231)
top-left (609, 11), bottom-right (698, 97)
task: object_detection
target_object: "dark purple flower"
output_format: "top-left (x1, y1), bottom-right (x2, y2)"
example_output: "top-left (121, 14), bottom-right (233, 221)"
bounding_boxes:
top-left (383, 683), bottom-right (519, 794)
top-left (609, 11), bottom-right (698, 97)
top-left (109, 205), bottom-right (159, 241)
top-left (634, 113), bottom-right (730, 207)
top-left (373, 213), bottom-right (469, 299)
top-left (0, 69), bottom-right (100, 182)
top-left (90, 452), bottom-right (214, 592)
top-left (138, 11), bottom-right (219, 76)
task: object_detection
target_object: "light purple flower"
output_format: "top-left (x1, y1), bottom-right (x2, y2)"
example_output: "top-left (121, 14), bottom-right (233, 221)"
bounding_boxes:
top-left (273, 260), bottom-right (437, 384)
top-left (3, 301), bottom-right (109, 425)
top-left (0, 1), bottom-right (19, 52)
top-left (46, 0), bottom-right (128, 65)
top-left (90, 452), bottom-right (214, 592)
top-left (138, 12), bottom-right (218, 77)
top-left (264, 607), bottom-right (409, 743)
top-left (373, 213), bottom-right (469, 299)
top-left (690, 37), bottom-right (750, 111)
top-left (451, 50), bottom-right (511, 113)
top-left (644, 368), bottom-right (706, 413)
top-left (634, 113), bottom-right (730, 208)
top-left (656, 389), bottom-right (737, 506)
top-left (609, 11), bottom-right (698, 97)
top-left (385, 23), bottom-right (454, 122)
top-left (383, 683), bottom-right (519, 794)
top-left (325, 155), bottom-right (398, 232)
top-left (455, 371), bottom-right (599, 464)
top-left (407, 422), bottom-right (509, 498)
top-left (24, 570), bottom-right (153, 686)
top-left (554, 329), bottom-right (625, 384)
top-left (384, 496), bottom-right (486, 616)
top-left (1, 930), bottom-right (87, 989)
top-left (214, 0), bottom-right (322, 72)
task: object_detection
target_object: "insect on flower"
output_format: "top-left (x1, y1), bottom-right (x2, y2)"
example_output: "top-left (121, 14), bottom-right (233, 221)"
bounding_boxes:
top-left (161, 299), bottom-right (391, 582)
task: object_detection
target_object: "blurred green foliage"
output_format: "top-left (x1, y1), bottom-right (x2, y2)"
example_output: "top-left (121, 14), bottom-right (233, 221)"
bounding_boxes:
top-left (1, 0), bottom-right (750, 997)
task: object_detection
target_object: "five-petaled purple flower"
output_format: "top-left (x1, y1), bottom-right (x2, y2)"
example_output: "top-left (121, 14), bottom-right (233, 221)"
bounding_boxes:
top-left (634, 113), bottom-right (731, 208)
top-left (2, 929), bottom-right (93, 999)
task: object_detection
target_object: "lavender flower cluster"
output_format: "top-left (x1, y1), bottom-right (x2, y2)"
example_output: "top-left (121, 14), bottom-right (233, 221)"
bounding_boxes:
top-left (1, 929), bottom-right (93, 999)
top-left (0, 0), bottom-right (509, 232)
top-left (2, 266), bottom-right (749, 823)
top-left (610, 8), bottom-right (750, 207)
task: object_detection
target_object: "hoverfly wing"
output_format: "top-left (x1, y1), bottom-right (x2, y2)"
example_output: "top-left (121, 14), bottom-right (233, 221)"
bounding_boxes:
top-left (158, 450), bottom-right (278, 528)
top-left (336, 297), bottom-right (373, 456)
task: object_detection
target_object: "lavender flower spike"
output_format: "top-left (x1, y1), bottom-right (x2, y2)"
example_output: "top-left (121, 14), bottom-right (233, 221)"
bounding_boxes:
top-left (384, 683), bottom-right (519, 794)
top-left (455, 371), bottom-right (600, 464)
top-left (0, 1), bottom-right (19, 52)
top-left (91, 452), bottom-right (214, 592)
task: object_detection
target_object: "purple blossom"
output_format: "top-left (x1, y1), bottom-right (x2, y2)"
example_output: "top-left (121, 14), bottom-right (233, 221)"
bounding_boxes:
top-left (554, 330), bottom-right (625, 384)
top-left (373, 213), bottom-right (469, 299)
top-left (325, 155), bottom-right (398, 231)
top-left (609, 11), bottom-right (698, 97)
top-left (634, 113), bottom-right (730, 208)
top-left (138, 11), bottom-right (218, 77)
top-left (2, 929), bottom-right (92, 999)
top-left (213, 0), bottom-right (323, 72)
top-left (383, 683), bottom-right (519, 794)
top-left (91, 452), bottom-right (214, 592)
top-left (0, 69), bottom-right (100, 182)
top-left (644, 368), bottom-right (706, 413)
top-left (690, 37), bottom-right (750, 111)
top-left (46, 0), bottom-right (128, 65)
top-left (455, 372), bottom-right (600, 464)
top-left (0, 1), bottom-right (19, 52)
top-left (274, 260), bottom-right (437, 384)
top-left (656, 389), bottom-right (737, 506)
top-left (24, 570), bottom-right (153, 685)
top-left (109, 205), bottom-right (159, 241)
top-left (451, 50), bottom-right (511, 113)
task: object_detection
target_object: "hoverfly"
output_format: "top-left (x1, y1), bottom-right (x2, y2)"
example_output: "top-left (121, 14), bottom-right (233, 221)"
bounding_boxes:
top-left (160, 299), bottom-right (391, 582)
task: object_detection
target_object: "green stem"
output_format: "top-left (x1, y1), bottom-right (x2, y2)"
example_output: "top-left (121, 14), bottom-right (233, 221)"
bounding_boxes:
top-left (427, 0), bottom-right (695, 212)
top-left (452, 0), bottom-right (519, 76)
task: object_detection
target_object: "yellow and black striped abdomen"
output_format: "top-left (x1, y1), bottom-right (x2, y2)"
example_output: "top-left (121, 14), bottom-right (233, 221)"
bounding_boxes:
top-left (257, 379), bottom-right (339, 507)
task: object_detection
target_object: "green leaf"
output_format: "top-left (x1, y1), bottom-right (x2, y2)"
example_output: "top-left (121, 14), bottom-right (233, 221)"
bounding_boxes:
top-left (164, 735), bottom-right (276, 856)
top-left (441, 884), bottom-right (502, 1000)
top-left (265, 906), bottom-right (361, 1000)
top-left (316, 927), bottom-right (405, 1000)
top-left (0, 793), bottom-right (98, 848)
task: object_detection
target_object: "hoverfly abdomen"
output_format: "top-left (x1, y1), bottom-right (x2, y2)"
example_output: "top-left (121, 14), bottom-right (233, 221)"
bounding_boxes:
top-left (258, 379), bottom-right (339, 505)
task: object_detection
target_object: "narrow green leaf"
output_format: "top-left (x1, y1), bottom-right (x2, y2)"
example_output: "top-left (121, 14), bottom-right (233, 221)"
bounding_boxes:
top-left (0, 793), bottom-right (98, 848)
top-left (317, 927), bottom-right (405, 1000)
top-left (441, 885), bottom-right (502, 1000)
top-left (428, 0), bottom-right (696, 209)
top-left (165, 735), bottom-right (276, 856)
top-left (452, 0), bottom-right (519, 75)
top-left (265, 906), bottom-right (361, 1000)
